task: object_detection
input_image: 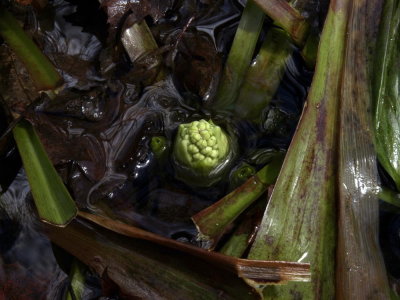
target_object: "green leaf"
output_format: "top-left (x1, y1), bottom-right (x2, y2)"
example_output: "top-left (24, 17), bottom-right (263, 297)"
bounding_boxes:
top-left (373, 0), bottom-right (400, 190)
top-left (247, 0), bottom-right (349, 297)
top-left (13, 120), bottom-right (77, 226)
top-left (337, 0), bottom-right (391, 297)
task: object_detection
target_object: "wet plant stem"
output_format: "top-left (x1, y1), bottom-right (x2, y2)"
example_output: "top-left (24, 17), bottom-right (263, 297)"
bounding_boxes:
top-left (13, 120), bottom-right (77, 225)
top-left (192, 154), bottom-right (284, 249)
top-left (212, 0), bottom-right (265, 110)
top-left (234, 0), bottom-right (318, 123)
top-left (253, 0), bottom-right (309, 47)
top-left (234, 27), bottom-right (292, 123)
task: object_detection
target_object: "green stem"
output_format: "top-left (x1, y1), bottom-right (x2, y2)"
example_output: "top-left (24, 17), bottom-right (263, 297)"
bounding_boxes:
top-left (234, 28), bottom-right (293, 123)
top-left (0, 7), bottom-right (62, 91)
top-left (336, 0), bottom-right (391, 297)
top-left (300, 29), bottom-right (319, 69)
top-left (212, 0), bottom-right (265, 110)
top-left (253, 0), bottom-right (309, 46)
top-left (192, 154), bottom-right (284, 249)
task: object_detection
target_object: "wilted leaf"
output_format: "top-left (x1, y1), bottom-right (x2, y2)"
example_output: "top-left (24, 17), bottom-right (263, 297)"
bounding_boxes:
top-left (46, 218), bottom-right (262, 300)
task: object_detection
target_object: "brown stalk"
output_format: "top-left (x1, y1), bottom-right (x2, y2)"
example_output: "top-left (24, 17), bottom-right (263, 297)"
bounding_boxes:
top-left (78, 211), bottom-right (311, 288)
top-left (45, 218), bottom-right (260, 300)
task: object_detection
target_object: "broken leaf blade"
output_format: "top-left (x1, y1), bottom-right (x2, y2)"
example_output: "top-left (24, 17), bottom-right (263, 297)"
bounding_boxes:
top-left (13, 120), bottom-right (77, 226)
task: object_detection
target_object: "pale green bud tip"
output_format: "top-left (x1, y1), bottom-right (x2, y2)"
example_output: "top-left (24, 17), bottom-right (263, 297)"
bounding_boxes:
top-left (173, 119), bottom-right (230, 171)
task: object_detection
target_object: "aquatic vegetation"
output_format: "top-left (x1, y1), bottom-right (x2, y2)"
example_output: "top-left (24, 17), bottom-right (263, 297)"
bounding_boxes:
top-left (172, 119), bottom-right (235, 187)
top-left (0, 0), bottom-right (399, 298)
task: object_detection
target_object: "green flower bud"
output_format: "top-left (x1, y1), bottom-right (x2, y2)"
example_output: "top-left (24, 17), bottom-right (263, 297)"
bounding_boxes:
top-left (172, 119), bottom-right (235, 187)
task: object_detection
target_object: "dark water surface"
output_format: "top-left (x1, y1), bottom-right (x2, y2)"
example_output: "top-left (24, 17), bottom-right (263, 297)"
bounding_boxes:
top-left (18, 0), bottom-right (312, 240)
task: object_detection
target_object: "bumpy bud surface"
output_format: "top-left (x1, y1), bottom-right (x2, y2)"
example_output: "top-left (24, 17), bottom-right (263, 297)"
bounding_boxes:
top-left (173, 119), bottom-right (234, 186)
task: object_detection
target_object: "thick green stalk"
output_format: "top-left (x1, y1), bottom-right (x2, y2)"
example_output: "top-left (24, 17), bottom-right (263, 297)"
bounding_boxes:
top-left (234, 0), bottom-right (318, 123)
top-left (192, 155), bottom-right (283, 248)
top-left (373, 0), bottom-right (400, 190)
top-left (234, 28), bottom-right (292, 123)
top-left (0, 8), bottom-right (62, 91)
top-left (13, 120), bottom-right (77, 225)
top-left (253, 0), bottom-right (309, 46)
top-left (247, 0), bottom-right (349, 298)
top-left (301, 29), bottom-right (319, 69)
top-left (212, 0), bottom-right (265, 110)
